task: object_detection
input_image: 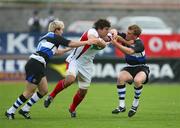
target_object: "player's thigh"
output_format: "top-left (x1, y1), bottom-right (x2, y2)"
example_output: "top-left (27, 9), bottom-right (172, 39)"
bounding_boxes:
top-left (118, 70), bottom-right (133, 82)
top-left (77, 73), bottom-right (91, 90)
top-left (134, 71), bottom-right (147, 85)
top-left (66, 60), bottom-right (78, 78)
top-left (66, 62), bottom-right (78, 84)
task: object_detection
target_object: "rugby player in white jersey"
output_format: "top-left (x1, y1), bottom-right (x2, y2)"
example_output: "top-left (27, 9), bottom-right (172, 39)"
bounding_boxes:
top-left (44, 19), bottom-right (112, 118)
top-left (5, 20), bottom-right (99, 120)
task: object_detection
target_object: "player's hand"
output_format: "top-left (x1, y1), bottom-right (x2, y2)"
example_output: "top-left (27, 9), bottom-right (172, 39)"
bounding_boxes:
top-left (103, 33), bottom-right (112, 42)
top-left (55, 49), bottom-right (65, 55)
top-left (116, 35), bottom-right (124, 42)
top-left (110, 28), bottom-right (118, 38)
top-left (111, 38), bottom-right (118, 45)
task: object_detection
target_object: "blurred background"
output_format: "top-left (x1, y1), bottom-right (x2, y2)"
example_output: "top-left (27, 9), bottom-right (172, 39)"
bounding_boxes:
top-left (0, 0), bottom-right (180, 83)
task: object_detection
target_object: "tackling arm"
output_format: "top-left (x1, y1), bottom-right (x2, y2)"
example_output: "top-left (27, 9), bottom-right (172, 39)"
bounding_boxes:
top-left (111, 39), bottom-right (135, 55)
top-left (55, 47), bottom-right (73, 55)
top-left (88, 35), bottom-right (107, 48)
top-left (116, 35), bottom-right (134, 46)
top-left (68, 38), bottom-right (99, 48)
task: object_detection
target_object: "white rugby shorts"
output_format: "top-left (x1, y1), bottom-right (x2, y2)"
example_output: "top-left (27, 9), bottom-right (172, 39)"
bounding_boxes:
top-left (66, 60), bottom-right (93, 89)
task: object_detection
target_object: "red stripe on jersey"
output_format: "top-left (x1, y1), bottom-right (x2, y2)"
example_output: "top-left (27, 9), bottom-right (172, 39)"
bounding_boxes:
top-left (66, 62), bottom-right (69, 70)
top-left (76, 31), bottom-right (91, 59)
top-left (80, 31), bottom-right (88, 41)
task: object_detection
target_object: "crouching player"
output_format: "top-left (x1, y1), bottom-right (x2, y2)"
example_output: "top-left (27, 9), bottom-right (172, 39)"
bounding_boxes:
top-left (111, 25), bottom-right (150, 117)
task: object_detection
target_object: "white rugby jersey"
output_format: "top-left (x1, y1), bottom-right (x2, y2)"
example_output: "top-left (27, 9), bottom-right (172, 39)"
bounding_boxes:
top-left (66, 28), bottom-right (103, 66)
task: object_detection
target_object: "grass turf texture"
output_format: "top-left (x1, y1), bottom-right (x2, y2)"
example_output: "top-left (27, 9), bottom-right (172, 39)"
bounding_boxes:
top-left (0, 82), bottom-right (180, 128)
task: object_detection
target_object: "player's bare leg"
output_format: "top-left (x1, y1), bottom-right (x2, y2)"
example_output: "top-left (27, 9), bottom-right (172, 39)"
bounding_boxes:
top-left (112, 71), bottom-right (132, 114)
top-left (128, 71), bottom-right (146, 117)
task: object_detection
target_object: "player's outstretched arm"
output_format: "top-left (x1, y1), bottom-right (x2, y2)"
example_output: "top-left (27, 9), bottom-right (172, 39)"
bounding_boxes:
top-left (96, 38), bottom-right (107, 48)
top-left (116, 35), bottom-right (134, 46)
top-left (68, 38), bottom-right (99, 48)
top-left (88, 34), bottom-right (107, 48)
top-left (55, 47), bottom-right (73, 55)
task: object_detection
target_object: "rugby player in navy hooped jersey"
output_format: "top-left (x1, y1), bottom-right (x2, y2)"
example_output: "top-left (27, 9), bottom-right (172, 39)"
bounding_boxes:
top-left (44, 19), bottom-right (112, 118)
top-left (5, 20), bottom-right (100, 120)
top-left (111, 25), bottom-right (150, 117)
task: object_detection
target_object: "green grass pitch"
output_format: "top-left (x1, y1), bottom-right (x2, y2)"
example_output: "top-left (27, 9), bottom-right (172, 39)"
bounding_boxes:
top-left (0, 82), bottom-right (180, 128)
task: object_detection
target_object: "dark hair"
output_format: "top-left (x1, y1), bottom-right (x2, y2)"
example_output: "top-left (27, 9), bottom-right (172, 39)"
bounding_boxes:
top-left (128, 24), bottom-right (142, 37)
top-left (94, 19), bottom-right (111, 30)
top-left (33, 10), bottom-right (39, 15)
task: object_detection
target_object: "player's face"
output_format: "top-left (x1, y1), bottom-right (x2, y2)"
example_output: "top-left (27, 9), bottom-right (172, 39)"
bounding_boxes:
top-left (55, 28), bottom-right (64, 35)
top-left (126, 29), bottom-right (137, 41)
top-left (98, 27), bottom-right (110, 38)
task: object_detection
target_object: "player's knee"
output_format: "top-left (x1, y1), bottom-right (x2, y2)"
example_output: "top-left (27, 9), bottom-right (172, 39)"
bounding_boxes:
top-left (23, 91), bottom-right (34, 99)
top-left (39, 89), bottom-right (48, 96)
top-left (64, 77), bottom-right (76, 87)
top-left (79, 89), bottom-right (87, 97)
top-left (64, 80), bottom-right (74, 88)
top-left (44, 90), bottom-right (48, 96)
top-left (134, 78), bottom-right (143, 86)
top-left (117, 76), bottom-right (126, 84)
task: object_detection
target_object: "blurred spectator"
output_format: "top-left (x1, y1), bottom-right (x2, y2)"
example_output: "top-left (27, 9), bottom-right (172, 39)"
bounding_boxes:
top-left (28, 10), bottom-right (42, 33)
top-left (43, 10), bottom-right (58, 31)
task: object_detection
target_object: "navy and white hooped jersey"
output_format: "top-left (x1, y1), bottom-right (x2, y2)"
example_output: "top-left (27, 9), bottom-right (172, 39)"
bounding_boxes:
top-left (118, 33), bottom-right (147, 66)
top-left (30, 32), bottom-right (70, 65)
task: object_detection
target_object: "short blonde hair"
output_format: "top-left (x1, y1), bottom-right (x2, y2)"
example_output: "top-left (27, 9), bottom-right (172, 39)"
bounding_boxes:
top-left (48, 20), bottom-right (65, 32)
